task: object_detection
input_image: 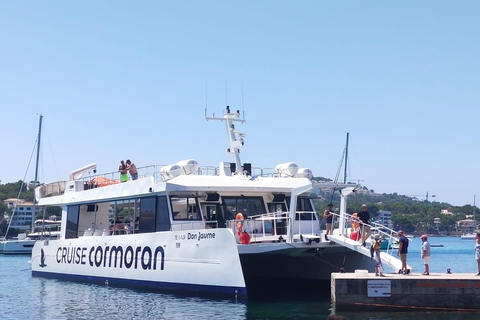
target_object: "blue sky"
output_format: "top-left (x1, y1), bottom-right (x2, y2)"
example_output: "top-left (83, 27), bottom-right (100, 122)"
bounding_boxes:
top-left (1, 1), bottom-right (478, 206)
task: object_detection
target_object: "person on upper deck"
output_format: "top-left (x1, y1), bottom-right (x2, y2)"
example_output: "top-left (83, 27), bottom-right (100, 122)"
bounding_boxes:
top-left (126, 159), bottom-right (138, 181)
top-left (357, 204), bottom-right (371, 247)
top-left (323, 203), bottom-right (335, 241)
top-left (119, 160), bottom-right (128, 182)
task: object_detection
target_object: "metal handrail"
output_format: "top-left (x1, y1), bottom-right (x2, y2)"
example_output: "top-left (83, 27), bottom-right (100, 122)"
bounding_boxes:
top-left (228, 210), bottom-right (319, 243)
top-left (331, 211), bottom-right (399, 256)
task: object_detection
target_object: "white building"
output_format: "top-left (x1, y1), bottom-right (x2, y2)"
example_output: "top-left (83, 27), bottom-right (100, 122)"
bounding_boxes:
top-left (456, 219), bottom-right (478, 234)
top-left (378, 210), bottom-right (392, 229)
top-left (2, 199), bottom-right (40, 231)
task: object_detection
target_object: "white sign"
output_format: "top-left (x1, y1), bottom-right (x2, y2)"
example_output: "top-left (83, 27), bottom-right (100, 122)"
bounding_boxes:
top-left (367, 280), bottom-right (391, 297)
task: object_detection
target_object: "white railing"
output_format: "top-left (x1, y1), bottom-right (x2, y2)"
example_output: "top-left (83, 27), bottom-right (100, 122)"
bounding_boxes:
top-left (332, 211), bottom-right (399, 256)
top-left (228, 210), bottom-right (319, 244)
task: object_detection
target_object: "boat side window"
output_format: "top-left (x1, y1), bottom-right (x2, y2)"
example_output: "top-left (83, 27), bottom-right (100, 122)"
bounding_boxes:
top-left (156, 195), bottom-right (171, 232)
top-left (138, 197), bottom-right (156, 233)
top-left (65, 205), bottom-right (79, 239)
top-left (267, 203), bottom-right (286, 213)
top-left (286, 197), bottom-right (315, 220)
top-left (112, 199), bottom-right (137, 235)
top-left (171, 196), bottom-right (201, 220)
top-left (222, 196), bottom-right (266, 220)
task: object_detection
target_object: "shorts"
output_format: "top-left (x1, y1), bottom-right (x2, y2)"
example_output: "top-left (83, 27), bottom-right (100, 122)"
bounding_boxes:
top-left (476, 251), bottom-right (480, 260)
top-left (121, 173), bottom-right (128, 182)
top-left (361, 224), bottom-right (371, 234)
top-left (131, 173), bottom-right (138, 180)
top-left (422, 256), bottom-right (430, 264)
top-left (400, 253), bottom-right (407, 262)
top-left (326, 223), bottom-right (333, 232)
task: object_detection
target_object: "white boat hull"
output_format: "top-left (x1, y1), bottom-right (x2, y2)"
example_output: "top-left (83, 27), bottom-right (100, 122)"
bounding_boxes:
top-left (31, 229), bottom-right (247, 298)
top-left (238, 242), bottom-right (375, 293)
top-left (0, 239), bottom-right (36, 254)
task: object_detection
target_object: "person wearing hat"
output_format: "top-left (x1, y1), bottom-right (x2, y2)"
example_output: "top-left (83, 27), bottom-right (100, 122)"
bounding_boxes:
top-left (397, 230), bottom-right (409, 274)
top-left (421, 234), bottom-right (430, 275)
top-left (373, 234), bottom-right (385, 276)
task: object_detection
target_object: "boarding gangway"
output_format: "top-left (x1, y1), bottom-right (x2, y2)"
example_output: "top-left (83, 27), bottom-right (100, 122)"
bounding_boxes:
top-left (328, 209), bottom-right (411, 273)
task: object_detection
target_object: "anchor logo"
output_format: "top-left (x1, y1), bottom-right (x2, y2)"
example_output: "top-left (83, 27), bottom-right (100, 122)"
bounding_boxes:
top-left (39, 248), bottom-right (47, 268)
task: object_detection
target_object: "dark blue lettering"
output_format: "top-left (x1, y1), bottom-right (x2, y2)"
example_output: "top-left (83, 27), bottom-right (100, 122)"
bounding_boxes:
top-left (56, 247), bottom-right (62, 263)
top-left (89, 247), bottom-right (95, 266)
top-left (109, 246), bottom-right (124, 268)
top-left (141, 247), bottom-right (152, 270)
top-left (103, 246), bottom-right (110, 267)
top-left (62, 247), bottom-right (67, 263)
top-left (124, 246), bottom-right (134, 268)
top-left (95, 246), bottom-right (103, 267)
top-left (81, 247), bottom-right (86, 264)
top-left (135, 246), bottom-right (142, 269)
top-left (153, 247), bottom-right (165, 270)
top-left (75, 247), bottom-right (81, 264)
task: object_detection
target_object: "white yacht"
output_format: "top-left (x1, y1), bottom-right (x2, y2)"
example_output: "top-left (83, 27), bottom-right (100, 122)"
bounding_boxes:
top-left (461, 233), bottom-right (476, 240)
top-left (0, 219), bottom-right (61, 254)
top-left (31, 107), bottom-right (402, 298)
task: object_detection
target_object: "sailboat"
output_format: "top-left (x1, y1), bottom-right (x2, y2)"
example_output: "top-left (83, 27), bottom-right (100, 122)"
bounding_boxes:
top-left (0, 115), bottom-right (44, 254)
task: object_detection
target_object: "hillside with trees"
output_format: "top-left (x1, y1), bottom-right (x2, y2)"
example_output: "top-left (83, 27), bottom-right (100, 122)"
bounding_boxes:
top-left (314, 184), bottom-right (476, 235)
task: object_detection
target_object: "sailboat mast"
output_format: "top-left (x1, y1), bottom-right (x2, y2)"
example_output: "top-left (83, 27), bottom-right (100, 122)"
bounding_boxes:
top-left (34, 115), bottom-right (43, 186)
top-left (343, 132), bottom-right (349, 184)
top-left (32, 115), bottom-right (43, 233)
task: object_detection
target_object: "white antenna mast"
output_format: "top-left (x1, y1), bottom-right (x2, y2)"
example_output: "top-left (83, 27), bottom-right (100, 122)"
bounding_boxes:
top-left (205, 105), bottom-right (246, 174)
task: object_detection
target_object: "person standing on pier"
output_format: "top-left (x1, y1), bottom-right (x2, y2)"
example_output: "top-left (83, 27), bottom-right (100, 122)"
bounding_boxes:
top-left (421, 234), bottom-right (430, 275)
top-left (358, 204), bottom-right (371, 247)
top-left (373, 234), bottom-right (385, 276)
top-left (475, 233), bottom-right (480, 276)
top-left (397, 230), bottom-right (409, 274)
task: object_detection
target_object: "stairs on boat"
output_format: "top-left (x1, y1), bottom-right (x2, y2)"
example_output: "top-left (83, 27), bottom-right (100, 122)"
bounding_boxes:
top-left (328, 234), bottom-right (410, 273)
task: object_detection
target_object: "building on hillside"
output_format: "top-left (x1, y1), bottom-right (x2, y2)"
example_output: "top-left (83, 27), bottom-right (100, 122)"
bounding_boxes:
top-left (456, 219), bottom-right (478, 234)
top-left (377, 210), bottom-right (392, 229)
top-left (3, 198), bottom-right (25, 209)
top-left (3, 200), bottom-right (40, 231)
top-left (441, 209), bottom-right (453, 215)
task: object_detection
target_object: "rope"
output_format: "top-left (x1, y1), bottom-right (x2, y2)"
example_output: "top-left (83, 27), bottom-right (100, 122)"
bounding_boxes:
top-left (3, 139), bottom-right (37, 239)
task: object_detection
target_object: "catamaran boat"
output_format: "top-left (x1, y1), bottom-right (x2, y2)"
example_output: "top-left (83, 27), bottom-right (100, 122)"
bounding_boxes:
top-left (31, 107), bottom-right (403, 298)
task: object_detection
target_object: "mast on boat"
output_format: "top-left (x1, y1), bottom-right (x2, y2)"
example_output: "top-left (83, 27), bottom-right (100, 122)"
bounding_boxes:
top-left (205, 106), bottom-right (246, 174)
top-left (343, 132), bottom-right (349, 184)
top-left (31, 115), bottom-right (43, 234)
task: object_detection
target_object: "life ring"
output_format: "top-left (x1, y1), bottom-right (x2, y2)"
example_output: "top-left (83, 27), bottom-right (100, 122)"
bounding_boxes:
top-left (350, 213), bottom-right (360, 230)
top-left (235, 213), bottom-right (244, 231)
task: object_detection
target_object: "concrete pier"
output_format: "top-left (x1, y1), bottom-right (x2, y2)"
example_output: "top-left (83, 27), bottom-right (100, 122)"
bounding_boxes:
top-left (332, 271), bottom-right (480, 311)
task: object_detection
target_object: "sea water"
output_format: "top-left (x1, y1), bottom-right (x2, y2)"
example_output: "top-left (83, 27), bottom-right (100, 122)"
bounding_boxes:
top-left (0, 237), bottom-right (478, 320)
